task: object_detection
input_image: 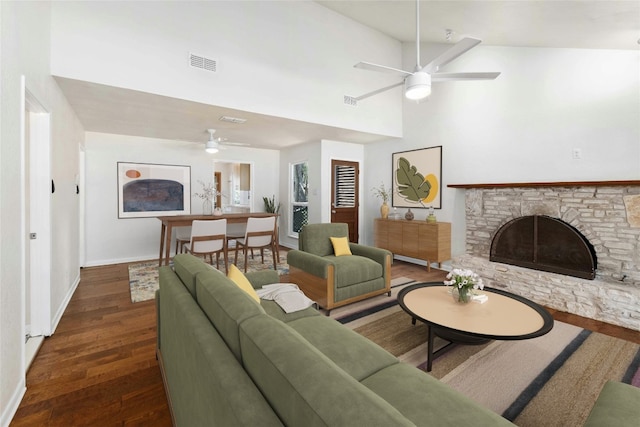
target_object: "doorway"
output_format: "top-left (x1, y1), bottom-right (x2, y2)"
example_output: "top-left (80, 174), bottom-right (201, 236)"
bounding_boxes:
top-left (330, 159), bottom-right (359, 242)
top-left (23, 79), bottom-right (52, 371)
top-left (213, 160), bottom-right (253, 212)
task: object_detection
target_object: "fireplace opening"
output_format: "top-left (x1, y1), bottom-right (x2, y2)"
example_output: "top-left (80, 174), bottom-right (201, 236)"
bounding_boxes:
top-left (490, 215), bottom-right (597, 280)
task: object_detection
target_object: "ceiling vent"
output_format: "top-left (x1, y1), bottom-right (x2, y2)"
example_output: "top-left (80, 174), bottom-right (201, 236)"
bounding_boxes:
top-left (343, 95), bottom-right (358, 107)
top-left (189, 53), bottom-right (217, 72)
top-left (219, 116), bottom-right (247, 124)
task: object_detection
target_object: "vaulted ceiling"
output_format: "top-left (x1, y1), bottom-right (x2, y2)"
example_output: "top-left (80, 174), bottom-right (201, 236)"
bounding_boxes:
top-left (58, 1), bottom-right (639, 150)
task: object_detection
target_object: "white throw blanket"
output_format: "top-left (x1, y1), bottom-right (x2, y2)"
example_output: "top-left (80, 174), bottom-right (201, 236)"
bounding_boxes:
top-left (256, 283), bottom-right (315, 313)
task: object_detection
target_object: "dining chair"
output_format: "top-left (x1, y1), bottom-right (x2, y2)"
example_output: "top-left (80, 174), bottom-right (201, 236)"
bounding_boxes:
top-left (226, 223), bottom-right (247, 251)
top-left (234, 216), bottom-right (277, 272)
top-left (183, 219), bottom-right (228, 273)
top-left (174, 227), bottom-right (191, 255)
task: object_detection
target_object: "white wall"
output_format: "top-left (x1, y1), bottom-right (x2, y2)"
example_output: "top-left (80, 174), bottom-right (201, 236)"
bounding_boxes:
top-left (363, 43), bottom-right (640, 259)
top-left (50, 0), bottom-right (403, 138)
top-left (84, 132), bottom-right (279, 265)
top-left (1, 2), bottom-right (84, 425)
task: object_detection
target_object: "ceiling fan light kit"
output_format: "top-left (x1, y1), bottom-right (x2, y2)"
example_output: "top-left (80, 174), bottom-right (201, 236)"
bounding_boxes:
top-left (404, 72), bottom-right (431, 100)
top-left (205, 128), bottom-right (219, 153)
top-left (205, 140), bottom-right (219, 154)
top-left (351, 0), bottom-right (499, 102)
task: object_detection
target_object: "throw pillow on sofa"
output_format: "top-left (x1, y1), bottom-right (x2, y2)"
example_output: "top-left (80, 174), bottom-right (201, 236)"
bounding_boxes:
top-left (330, 236), bottom-right (352, 256)
top-left (228, 264), bottom-right (260, 303)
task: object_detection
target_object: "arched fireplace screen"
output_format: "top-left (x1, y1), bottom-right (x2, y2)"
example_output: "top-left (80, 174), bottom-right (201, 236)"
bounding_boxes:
top-left (490, 215), bottom-right (597, 280)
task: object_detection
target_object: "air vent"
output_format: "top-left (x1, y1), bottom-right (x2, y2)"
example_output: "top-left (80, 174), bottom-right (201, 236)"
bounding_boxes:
top-left (219, 116), bottom-right (247, 124)
top-left (189, 53), bottom-right (217, 72)
top-left (344, 96), bottom-right (358, 107)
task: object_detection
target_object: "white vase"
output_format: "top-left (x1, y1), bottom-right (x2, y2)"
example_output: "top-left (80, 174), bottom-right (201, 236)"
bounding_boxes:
top-left (203, 199), bottom-right (213, 215)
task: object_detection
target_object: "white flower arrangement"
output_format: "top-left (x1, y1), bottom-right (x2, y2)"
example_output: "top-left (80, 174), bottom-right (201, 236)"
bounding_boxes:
top-left (444, 268), bottom-right (484, 291)
top-left (194, 180), bottom-right (217, 202)
top-left (195, 179), bottom-right (228, 201)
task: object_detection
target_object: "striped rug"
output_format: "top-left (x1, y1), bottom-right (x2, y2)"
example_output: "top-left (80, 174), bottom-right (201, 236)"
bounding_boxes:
top-left (333, 285), bottom-right (640, 427)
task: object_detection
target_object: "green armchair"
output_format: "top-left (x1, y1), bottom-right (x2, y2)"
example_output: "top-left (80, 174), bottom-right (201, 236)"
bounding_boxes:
top-left (287, 223), bottom-right (392, 313)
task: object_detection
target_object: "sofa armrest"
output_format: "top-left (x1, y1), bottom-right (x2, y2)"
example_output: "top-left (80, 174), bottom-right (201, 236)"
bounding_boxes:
top-left (349, 244), bottom-right (392, 267)
top-left (584, 381), bottom-right (640, 427)
top-left (287, 249), bottom-right (334, 278)
top-left (245, 270), bottom-right (280, 289)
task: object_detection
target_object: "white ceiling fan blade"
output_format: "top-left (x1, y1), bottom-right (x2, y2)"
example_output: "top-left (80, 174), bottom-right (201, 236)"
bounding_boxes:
top-left (422, 37), bottom-right (482, 73)
top-left (355, 61), bottom-right (412, 77)
top-left (354, 81), bottom-right (404, 101)
top-left (431, 71), bottom-right (501, 82)
top-left (221, 141), bottom-right (250, 147)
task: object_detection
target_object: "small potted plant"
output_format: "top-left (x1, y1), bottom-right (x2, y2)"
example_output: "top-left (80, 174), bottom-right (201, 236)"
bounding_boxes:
top-left (371, 182), bottom-right (391, 219)
top-left (263, 195), bottom-right (280, 214)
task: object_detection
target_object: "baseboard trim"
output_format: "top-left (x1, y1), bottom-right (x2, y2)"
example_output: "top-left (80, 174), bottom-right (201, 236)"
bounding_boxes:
top-left (83, 255), bottom-right (158, 267)
top-left (393, 254), bottom-right (452, 272)
top-left (50, 273), bottom-right (80, 335)
top-left (1, 380), bottom-right (26, 427)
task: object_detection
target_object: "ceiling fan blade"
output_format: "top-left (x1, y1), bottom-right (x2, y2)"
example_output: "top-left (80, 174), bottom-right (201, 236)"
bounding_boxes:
top-left (354, 81), bottom-right (403, 101)
top-left (221, 141), bottom-right (251, 147)
top-left (422, 37), bottom-right (482, 73)
top-left (355, 61), bottom-right (412, 77)
top-left (431, 71), bottom-right (501, 82)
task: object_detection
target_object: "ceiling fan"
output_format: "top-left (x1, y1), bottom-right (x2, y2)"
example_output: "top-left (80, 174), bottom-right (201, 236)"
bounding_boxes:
top-left (204, 129), bottom-right (250, 153)
top-left (352, 0), bottom-right (500, 102)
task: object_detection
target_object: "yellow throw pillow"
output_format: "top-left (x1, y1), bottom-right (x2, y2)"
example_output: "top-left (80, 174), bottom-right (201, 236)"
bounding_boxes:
top-left (330, 236), bottom-right (352, 256)
top-left (228, 264), bottom-right (261, 304)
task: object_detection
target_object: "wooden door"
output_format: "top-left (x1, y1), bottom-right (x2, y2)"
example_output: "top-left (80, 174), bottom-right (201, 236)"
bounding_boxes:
top-left (331, 160), bottom-right (359, 242)
top-left (214, 172), bottom-right (222, 209)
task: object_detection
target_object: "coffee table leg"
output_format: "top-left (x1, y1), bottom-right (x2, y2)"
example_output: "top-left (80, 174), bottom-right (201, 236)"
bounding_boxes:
top-left (427, 325), bottom-right (434, 372)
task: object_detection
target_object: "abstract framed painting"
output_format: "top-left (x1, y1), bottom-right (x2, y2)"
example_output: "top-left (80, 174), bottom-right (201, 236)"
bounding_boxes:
top-left (392, 146), bottom-right (442, 209)
top-left (117, 162), bottom-right (191, 218)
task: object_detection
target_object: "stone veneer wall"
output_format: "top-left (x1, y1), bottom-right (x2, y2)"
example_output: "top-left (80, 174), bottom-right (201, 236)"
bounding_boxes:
top-left (453, 185), bottom-right (640, 331)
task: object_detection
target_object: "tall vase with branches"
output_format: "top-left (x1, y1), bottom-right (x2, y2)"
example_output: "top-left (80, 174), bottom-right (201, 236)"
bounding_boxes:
top-left (371, 182), bottom-right (391, 219)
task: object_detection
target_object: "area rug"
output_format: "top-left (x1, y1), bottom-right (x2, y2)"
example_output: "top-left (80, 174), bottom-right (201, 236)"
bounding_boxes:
top-left (128, 249), bottom-right (289, 303)
top-left (335, 295), bottom-right (640, 427)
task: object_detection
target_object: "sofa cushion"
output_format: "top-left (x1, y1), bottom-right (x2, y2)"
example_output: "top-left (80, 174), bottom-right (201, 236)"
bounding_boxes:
top-left (327, 255), bottom-right (383, 287)
top-left (173, 253), bottom-right (219, 297)
top-left (335, 277), bottom-right (386, 302)
top-left (239, 314), bottom-right (415, 427)
top-left (196, 269), bottom-right (265, 362)
top-left (228, 264), bottom-right (260, 303)
top-left (261, 300), bottom-right (321, 323)
top-left (287, 315), bottom-right (398, 381)
top-left (361, 363), bottom-right (514, 427)
top-left (299, 223), bottom-right (349, 257)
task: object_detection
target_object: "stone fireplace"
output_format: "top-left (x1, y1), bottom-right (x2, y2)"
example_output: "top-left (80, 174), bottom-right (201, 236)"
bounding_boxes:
top-left (449, 181), bottom-right (640, 331)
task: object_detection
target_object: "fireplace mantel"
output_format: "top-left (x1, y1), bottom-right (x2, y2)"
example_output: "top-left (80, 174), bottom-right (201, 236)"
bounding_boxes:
top-left (448, 180), bottom-right (640, 189)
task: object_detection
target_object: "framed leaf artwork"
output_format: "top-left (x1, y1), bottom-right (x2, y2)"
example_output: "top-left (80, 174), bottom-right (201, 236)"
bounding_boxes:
top-left (392, 146), bottom-right (442, 209)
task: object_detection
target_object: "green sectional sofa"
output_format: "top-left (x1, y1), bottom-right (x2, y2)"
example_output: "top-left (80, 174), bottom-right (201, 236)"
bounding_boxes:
top-left (584, 381), bottom-right (640, 427)
top-left (156, 253), bottom-right (514, 426)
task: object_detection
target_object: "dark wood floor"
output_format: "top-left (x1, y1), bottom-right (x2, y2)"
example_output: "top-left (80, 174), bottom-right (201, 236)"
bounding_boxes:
top-left (10, 255), bottom-right (639, 426)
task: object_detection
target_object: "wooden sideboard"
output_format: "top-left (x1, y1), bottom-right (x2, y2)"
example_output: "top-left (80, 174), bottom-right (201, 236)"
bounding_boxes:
top-left (374, 218), bottom-right (451, 271)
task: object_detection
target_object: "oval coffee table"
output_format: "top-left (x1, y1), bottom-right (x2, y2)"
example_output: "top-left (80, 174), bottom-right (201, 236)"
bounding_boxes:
top-left (398, 282), bottom-right (554, 371)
